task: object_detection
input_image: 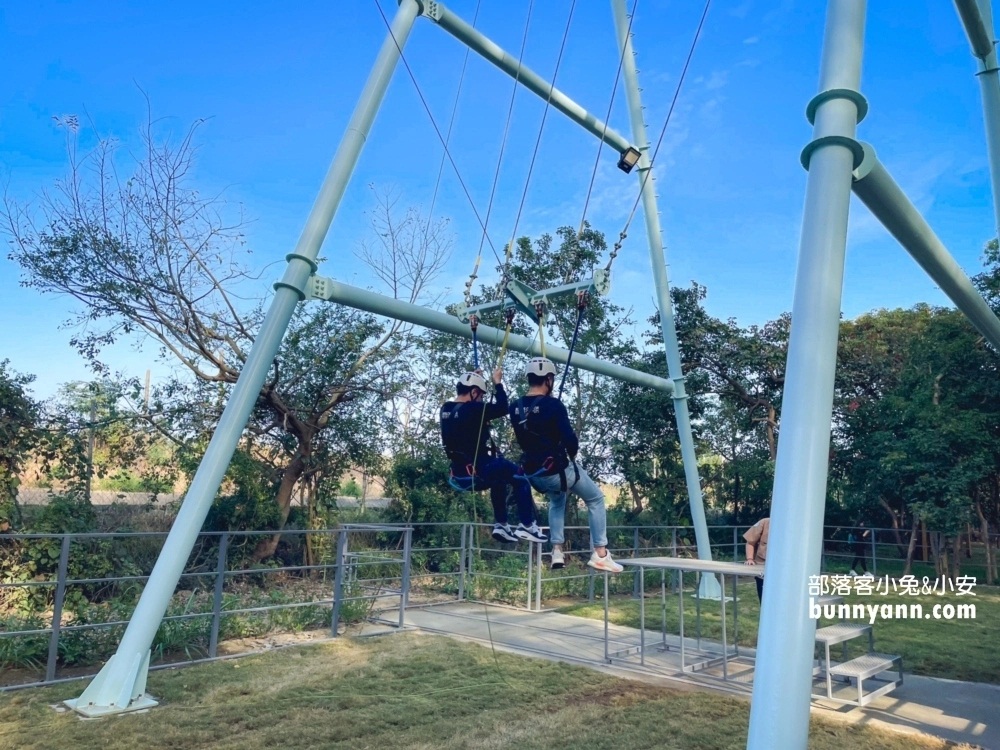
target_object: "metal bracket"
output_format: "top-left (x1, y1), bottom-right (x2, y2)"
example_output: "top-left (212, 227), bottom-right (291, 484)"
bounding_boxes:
top-left (455, 269), bottom-right (611, 324)
top-left (418, 0), bottom-right (442, 21)
top-left (308, 274), bottom-right (335, 302)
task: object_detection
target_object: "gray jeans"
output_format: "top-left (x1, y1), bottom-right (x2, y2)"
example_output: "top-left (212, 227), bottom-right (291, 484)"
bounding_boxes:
top-left (530, 461), bottom-right (608, 548)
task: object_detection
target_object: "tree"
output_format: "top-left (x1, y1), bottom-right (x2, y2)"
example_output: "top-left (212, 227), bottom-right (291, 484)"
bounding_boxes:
top-left (834, 306), bottom-right (1000, 579)
top-left (4, 115), bottom-right (449, 556)
top-left (0, 362), bottom-right (42, 531)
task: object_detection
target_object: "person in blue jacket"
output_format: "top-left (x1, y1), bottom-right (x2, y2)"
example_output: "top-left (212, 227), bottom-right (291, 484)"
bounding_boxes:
top-left (440, 367), bottom-right (547, 544)
top-left (509, 357), bottom-right (622, 572)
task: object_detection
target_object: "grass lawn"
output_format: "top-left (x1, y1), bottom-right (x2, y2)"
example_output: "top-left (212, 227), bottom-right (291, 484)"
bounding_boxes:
top-left (0, 633), bottom-right (972, 750)
top-left (559, 577), bottom-right (1000, 684)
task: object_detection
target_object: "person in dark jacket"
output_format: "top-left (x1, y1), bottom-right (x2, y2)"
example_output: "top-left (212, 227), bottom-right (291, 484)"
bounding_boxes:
top-left (509, 357), bottom-right (622, 572)
top-left (440, 367), bottom-right (547, 544)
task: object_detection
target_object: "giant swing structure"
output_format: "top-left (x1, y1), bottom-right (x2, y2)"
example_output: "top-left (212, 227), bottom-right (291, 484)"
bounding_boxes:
top-left (62, 1), bottom-right (1000, 748)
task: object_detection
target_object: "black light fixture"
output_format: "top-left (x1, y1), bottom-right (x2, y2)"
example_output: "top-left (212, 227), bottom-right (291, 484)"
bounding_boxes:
top-left (617, 146), bottom-right (642, 173)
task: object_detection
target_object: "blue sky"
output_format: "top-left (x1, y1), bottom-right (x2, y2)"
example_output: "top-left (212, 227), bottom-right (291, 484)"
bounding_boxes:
top-left (0, 0), bottom-right (995, 399)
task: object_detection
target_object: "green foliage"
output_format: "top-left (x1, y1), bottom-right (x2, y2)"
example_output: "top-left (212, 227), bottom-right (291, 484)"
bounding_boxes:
top-left (835, 307), bottom-right (1000, 535)
top-left (0, 614), bottom-right (48, 669)
top-left (0, 493), bottom-right (134, 616)
top-left (204, 450), bottom-right (281, 534)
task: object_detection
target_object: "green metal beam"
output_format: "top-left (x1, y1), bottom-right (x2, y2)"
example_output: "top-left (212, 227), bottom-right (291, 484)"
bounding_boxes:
top-left (422, 1), bottom-right (635, 159)
top-left (309, 275), bottom-right (674, 393)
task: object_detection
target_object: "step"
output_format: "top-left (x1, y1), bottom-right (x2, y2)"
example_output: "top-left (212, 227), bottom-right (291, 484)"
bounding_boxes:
top-left (815, 622), bottom-right (871, 645)
top-left (829, 653), bottom-right (900, 681)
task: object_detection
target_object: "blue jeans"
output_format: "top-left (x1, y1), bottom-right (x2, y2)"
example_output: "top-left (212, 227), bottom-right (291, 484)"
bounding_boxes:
top-left (454, 456), bottom-right (535, 526)
top-left (529, 461), bottom-right (607, 548)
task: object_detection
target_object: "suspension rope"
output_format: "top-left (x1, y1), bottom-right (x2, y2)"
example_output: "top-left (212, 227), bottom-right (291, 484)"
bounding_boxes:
top-left (372, 0), bottom-right (505, 270)
top-left (474, 0), bottom-right (536, 296)
top-left (462, 0), bottom-right (535, 334)
top-left (577, 0), bottom-right (640, 238)
top-left (558, 291), bottom-right (589, 400)
top-left (426, 0), bottom-right (482, 254)
top-left (470, 315), bottom-right (480, 369)
top-left (533, 301), bottom-right (547, 359)
top-left (498, 308), bottom-right (517, 367)
top-left (614, 0), bottom-right (712, 263)
top-left (503, 0), bottom-right (578, 275)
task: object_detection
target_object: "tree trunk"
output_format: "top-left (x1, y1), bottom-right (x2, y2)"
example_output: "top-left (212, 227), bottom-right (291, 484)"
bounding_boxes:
top-left (252, 443), bottom-right (309, 561)
top-left (878, 497), bottom-right (908, 557)
top-left (930, 532), bottom-right (943, 577)
top-left (903, 514), bottom-right (919, 576)
top-left (765, 405), bottom-right (777, 461)
top-left (974, 499), bottom-right (994, 585)
top-left (921, 521), bottom-right (929, 562)
top-left (950, 536), bottom-right (961, 581)
top-left (627, 479), bottom-right (644, 516)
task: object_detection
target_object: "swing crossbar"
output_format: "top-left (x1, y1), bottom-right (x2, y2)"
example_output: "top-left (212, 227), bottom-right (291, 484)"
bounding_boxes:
top-left (456, 270), bottom-right (609, 324)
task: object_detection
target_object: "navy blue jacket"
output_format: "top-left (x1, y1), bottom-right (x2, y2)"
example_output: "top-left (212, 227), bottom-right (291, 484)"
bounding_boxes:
top-left (440, 384), bottom-right (508, 467)
top-left (508, 394), bottom-right (579, 475)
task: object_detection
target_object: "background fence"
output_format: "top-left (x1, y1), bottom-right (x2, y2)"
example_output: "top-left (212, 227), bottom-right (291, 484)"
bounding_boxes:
top-left (2, 522), bottom-right (996, 691)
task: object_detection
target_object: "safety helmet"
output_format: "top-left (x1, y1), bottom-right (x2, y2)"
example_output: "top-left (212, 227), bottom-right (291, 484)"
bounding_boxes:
top-left (524, 357), bottom-right (557, 379)
top-left (457, 372), bottom-right (488, 393)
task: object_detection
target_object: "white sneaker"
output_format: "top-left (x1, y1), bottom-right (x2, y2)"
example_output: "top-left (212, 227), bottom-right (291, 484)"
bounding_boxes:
top-left (491, 523), bottom-right (518, 543)
top-left (514, 522), bottom-right (548, 543)
top-left (860, 571), bottom-right (874, 578)
top-left (588, 550), bottom-right (623, 574)
top-left (550, 548), bottom-right (565, 570)
top-left (848, 570), bottom-right (857, 577)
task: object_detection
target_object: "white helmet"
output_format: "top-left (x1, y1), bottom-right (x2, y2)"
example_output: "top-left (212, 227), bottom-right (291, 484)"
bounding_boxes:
top-left (457, 372), bottom-right (488, 392)
top-left (524, 357), bottom-right (557, 379)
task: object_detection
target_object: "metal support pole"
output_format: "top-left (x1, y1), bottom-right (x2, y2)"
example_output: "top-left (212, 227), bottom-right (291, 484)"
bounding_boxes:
top-left (535, 544), bottom-right (542, 611)
top-left (422, 2), bottom-right (634, 157)
top-left (64, 0), bottom-right (422, 717)
top-left (748, 2), bottom-right (867, 748)
top-left (671, 528), bottom-right (679, 593)
top-left (610, 0), bottom-right (718, 599)
top-left (851, 143), bottom-right (1000, 350)
top-left (526, 537), bottom-right (534, 610)
top-left (399, 527), bottom-right (412, 628)
top-left (458, 523), bottom-right (467, 601)
top-left (312, 277), bottom-right (675, 394)
top-left (955, 0), bottom-right (1000, 238)
top-left (632, 528), bottom-right (641, 598)
top-left (468, 524), bottom-right (475, 586)
top-left (45, 535), bottom-right (71, 683)
top-left (208, 532), bottom-right (229, 658)
top-left (331, 529), bottom-right (348, 637)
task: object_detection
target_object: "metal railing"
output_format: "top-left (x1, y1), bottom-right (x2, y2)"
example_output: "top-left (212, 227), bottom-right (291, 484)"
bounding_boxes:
top-left (0, 524), bottom-right (412, 691)
top-left (2, 521), bottom-right (996, 690)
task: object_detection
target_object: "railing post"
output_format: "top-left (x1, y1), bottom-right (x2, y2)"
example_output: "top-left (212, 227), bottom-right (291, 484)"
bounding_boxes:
top-left (468, 524), bottom-right (475, 584)
top-left (871, 528), bottom-right (878, 576)
top-left (535, 543), bottom-right (542, 611)
top-left (671, 527), bottom-right (679, 593)
top-left (45, 534), bottom-right (72, 683)
top-left (458, 523), bottom-right (467, 601)
top-left (526, 535), bottom-right (533, 610)
top-left (399, 527), bottom-right (412, 628)
top-left (632, 527), bottom-right (641, 598)
top-left (588, 567), bottom-right (595, 603)
top-left (208, 532), bottom-right (229, 658)
top-left (331, 528), bottom-right (348, 637)
top-left (733, 526), bottom-right (739, 562)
